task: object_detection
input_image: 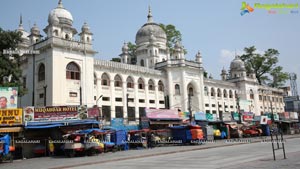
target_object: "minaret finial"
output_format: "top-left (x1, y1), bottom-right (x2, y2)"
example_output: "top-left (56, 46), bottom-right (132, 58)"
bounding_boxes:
top-left (19, 14), bottom-right (23, 26)
top-left (58, 0), bottom-right (63, 8)
top-left (147, 5), bottom-right (153, 23)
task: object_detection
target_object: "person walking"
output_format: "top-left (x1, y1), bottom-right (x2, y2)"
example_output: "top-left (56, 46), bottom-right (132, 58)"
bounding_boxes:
top-left (48, 137), bottom-right (55, 156)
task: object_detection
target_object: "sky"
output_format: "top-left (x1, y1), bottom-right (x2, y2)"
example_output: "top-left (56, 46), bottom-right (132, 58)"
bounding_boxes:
top-left (1, 0), bottom-right (300, 92)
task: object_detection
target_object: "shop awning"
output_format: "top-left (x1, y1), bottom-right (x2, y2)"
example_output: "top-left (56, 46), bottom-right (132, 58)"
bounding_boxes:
top-left (146, 108), bottom-right (180, 119)
top-left (0, 127), bottom-right (23, 133)
top-left (25, 120), bottom-right (100, 129)
top-left (150, 121), bottom-right (182, 125)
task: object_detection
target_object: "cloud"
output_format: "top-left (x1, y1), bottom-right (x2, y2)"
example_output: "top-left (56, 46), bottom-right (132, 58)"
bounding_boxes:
top-left (219, 49), bottom-right (243, 67)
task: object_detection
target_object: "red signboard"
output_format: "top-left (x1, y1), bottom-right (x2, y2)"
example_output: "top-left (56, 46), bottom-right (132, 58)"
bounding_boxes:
top-left (87, 107), bottom-right (100, 118)
top-left (33, 106), bottom-right (79, 121)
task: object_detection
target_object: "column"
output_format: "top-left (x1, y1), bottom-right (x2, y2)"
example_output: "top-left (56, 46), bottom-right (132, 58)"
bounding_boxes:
top-left (181, 70), bottom-right (187, 111)
top-left (134, 78), bottom-right (139, 121)
top-left (167, 70), bottom-right (173, 108)
top-left (122, 81), bottom-right (127, 120)
top-left (155, 84), bottom-right (159, 109)
top-left (110, 78), bottom-right (116, 119)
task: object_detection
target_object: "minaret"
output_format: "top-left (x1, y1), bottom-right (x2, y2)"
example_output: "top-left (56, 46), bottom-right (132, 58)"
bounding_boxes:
top-left (173, 41), bottom-right (185, 60)
top-left (79, 22), bottom-right (93, 44)
top-left (147, 5), bottom-right (153, 23)
top-left (221, 67), bottom-right (227, 81)
top-left (195, 51), bottom-right (202, 66)
top-left (28, 23), bottom-right (42, 45)
top-left (119, 42), bottom-right (130, 64)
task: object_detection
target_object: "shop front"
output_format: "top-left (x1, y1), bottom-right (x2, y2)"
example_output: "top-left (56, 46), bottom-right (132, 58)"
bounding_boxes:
top-left (0, 108), bottom-right (24, 159)
top-left (21, 106), bottom-right (100, 158)
top-left (145, 108), bottom-right (182, 130)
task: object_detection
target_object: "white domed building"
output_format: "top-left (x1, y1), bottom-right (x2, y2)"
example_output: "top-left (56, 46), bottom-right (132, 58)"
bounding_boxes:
top-left (19, 1), bottom-right (285, 125)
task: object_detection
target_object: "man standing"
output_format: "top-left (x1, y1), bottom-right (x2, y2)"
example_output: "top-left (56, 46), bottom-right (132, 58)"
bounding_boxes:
top-left (0, 96), bottom-right (8, 109)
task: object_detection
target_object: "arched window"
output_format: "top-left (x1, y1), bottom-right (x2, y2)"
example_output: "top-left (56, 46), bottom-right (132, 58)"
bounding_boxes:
top-left (189, 87), bottom-right (194, 96)
top-left (87, 37), bottom-right (90, 42)
top-left (38, 64), bottom-right (45, 82)
top-left (138, 78), bottom-right (144, 89)
top-left (65, 34), bottom-right (69, 40)
top-left (66, 62), bottom-right (80, 80)
top-left (54, 30), bottom-right (58, 36)
top-left (94, 73), bottom-right (97, 85)
top-left (101, 73), bottom-right (110, 86)
top-left (158, 80), bottom-right (164, 92)
top-left (250, 89), bottom-right (254, 99)
top-left (211, 88), bottom-right (215, 97)
top-left (114, 75), bottom-right (122, 87)
top-left (204, 86), bottom-right (208, 96)
top-left (217, 88), bottom-right (222, 97)
top-left (126, 76), bottom-right (134, 88)
top-left (223, 89), bottom-right (227, 98)
top-left (141, 59), bottom-right (144, 66)
top-left (187, 83), bottom-right (194, 96)
top-left (235, 91), bottom-right (238, 98)
top-left (148, 79), bottom-right (154, 91)
top-left (229, 90), bottom-right (233, 98)
top-left (175, 84), bottom-right (180, 95)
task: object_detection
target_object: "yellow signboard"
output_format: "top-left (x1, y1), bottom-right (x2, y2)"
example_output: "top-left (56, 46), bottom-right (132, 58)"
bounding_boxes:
top-left (0, 108), bottom-right (23, 125)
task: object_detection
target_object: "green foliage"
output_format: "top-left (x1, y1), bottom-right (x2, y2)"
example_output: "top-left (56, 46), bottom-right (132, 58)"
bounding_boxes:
top-left (0, 27), bottom-right (26, 96)
top-left (240, 46), bottom-right (289, 87)
top-left (111, 57), bottom-right (121, 62)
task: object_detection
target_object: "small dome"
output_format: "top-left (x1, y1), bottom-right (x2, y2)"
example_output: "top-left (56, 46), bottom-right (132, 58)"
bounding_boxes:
top-left (195, 51), bottom-right (201, 58)
top-left (81, 22), bottom-right (91, 33)
top-left (135, 6), bottom-right (166, 45)
top-left (122, 42), bottom-right (129, 53)
top-left (48, 0), bottom-right (73, 26)
top-left (30, 23), bottom-right (40, 35)
top-left (230, 56), bottom-right (246, 71)
top-left (221, 67), bottom-right (227, 74)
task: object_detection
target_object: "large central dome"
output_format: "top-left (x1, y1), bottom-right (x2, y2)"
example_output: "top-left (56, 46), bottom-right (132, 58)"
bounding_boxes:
top-left (135, 7), bottom-right (167, 45)
top-left (48, 0), bottom-right (73, 26)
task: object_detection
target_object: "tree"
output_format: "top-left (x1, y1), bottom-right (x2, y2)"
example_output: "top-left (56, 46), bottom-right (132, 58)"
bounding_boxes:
top-left (240, 46), bottom-right (289, 87)
top-left (110, 58), bottom-right (121, 62)
top-left (0, 27), bottom-right (25, 96)
top-left (159, 24), bottom-right (186, 54)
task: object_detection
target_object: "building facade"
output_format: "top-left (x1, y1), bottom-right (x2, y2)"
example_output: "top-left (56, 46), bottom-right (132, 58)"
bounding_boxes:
top-left (17, 1), bottom-right (285, 124)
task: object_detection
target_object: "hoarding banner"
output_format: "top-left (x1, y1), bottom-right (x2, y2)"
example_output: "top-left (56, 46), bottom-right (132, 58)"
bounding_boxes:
top-left (178, 111), bottom-right (190, 120)
top-left (260, 116), bottom-right (268, 125)
top-left (146, 108), bottom-right (180, 119)
top-left (195, 112), bottom-right (206, 121)
top-left (232, 112), bottom-right (240, 121)
top-left (87, 107), bottom-right (100, 118)
top-left (0, 87), bottom-right (18, 109)
top-left (242, 112), bottom-right (254, 121)
top-left (0, 108), bottom-right (23, 125)
top-left (206, 113), bottom-right (217, 121)
top-left (24, 106), bottom-right (80, 122)
top-left (223, 112), bottom-right (232, 121)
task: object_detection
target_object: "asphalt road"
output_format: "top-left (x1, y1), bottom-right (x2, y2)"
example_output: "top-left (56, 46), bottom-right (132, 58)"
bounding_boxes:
top-left (68, 138), bottom-right (300, 169)
top-left (1, 136), bottom-right (299, 169)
